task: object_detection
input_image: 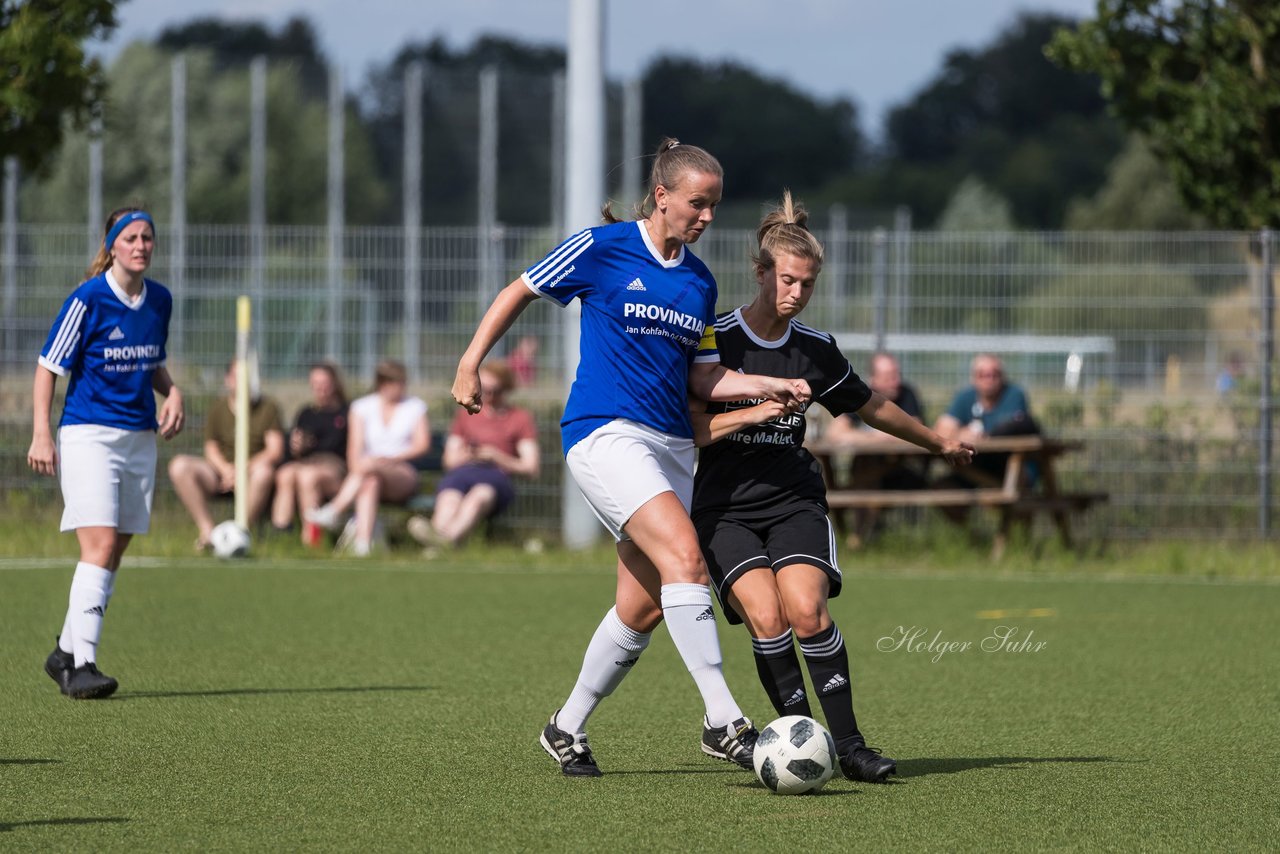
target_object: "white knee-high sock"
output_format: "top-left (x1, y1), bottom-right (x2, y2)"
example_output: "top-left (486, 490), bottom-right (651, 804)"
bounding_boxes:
top-left (557, 607), bottom-right (651, 735)
top-left (58, 566), bottom-right (117, 654)
top-left (65, 562), bottom-right (113, 667)
top-left (661, 583), bottom-right (743, 728)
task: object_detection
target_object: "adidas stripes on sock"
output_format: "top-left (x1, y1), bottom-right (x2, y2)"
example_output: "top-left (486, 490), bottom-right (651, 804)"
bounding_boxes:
top-left (557, 607), bottom-right (652, 735)
top-left (661, 583), bottom-right (743, 729)
top-left (59, 565), bottom-right (118, 656)
top-left (799, 623), bottom-right (864, 754)
top-left (752, 629), bottom-right (813, 718)
top-left (65, 562), bottom-right (114, 667)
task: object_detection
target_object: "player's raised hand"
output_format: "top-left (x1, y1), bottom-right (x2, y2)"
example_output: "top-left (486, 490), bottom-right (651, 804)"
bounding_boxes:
top-left (158, 389), bottom-right (185, 439)
top-left (452, 365), bottom-right (483, 414)
top-left (27, 435), bottom-right (57, 477)
top-left (940, 439), bottom-right (976, 467)
top-left (786, 378), bottom-right (811, 408)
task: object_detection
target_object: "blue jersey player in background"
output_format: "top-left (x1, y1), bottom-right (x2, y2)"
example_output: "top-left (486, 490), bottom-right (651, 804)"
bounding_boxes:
top-left (452, 139), bottom-right (810, 777)
top-left (29, 207), bottom-right (185, 700)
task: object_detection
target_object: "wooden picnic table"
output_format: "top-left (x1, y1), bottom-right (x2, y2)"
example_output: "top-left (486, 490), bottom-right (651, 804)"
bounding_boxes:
top-left (807, 434), bottom-right (1108, 557)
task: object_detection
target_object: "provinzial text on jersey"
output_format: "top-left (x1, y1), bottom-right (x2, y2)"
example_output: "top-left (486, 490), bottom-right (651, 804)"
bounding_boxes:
top-left (103, 344), bottom-right (163, 360)
top-left (622, 303), bottom-right (705, 335)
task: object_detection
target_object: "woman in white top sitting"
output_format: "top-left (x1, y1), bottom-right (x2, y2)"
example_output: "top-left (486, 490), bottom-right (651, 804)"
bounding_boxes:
top-left (308, 360), bottom-right (431, 555)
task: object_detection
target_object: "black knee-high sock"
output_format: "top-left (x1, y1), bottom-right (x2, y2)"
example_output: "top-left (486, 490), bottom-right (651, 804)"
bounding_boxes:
top-left (798, 623), bottom-right (864, 754)
top-left (751, 629), bottom-right (812, 718)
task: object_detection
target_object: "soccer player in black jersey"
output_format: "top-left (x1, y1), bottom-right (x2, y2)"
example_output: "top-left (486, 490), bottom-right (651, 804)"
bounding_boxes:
top-left (690, 191), bottom-right (974, 783)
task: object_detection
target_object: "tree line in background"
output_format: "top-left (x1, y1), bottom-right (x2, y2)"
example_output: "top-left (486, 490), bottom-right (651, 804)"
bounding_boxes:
top-left (5, 2), bottom-right (1277, 231)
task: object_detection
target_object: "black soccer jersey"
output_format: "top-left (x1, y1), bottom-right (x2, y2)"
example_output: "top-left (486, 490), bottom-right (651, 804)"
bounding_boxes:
top-left (692, 307), bottom-right (873, 517)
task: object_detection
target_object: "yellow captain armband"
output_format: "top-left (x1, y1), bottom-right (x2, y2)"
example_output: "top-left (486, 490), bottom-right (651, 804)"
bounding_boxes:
top-left (698, 325), bottom-right (718, 355)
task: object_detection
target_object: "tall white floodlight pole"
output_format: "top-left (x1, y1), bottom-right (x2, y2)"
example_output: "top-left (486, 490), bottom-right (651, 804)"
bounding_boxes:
top-left (2, 157), bottom-right (17, 369)
top-left (327, 64), bottom-right (345, 363)
top-left (550, 72), bottom-right (566, 236)
top-left (477, 65), bottom-right (499, 316)
top-left (249, 56), bottom-right (266, 358)
top-left (562, 0), bottom-right (605, 548)
top-left (403, 62), bottom-right (423, 380)
top-left (621, 77), bottom-right (643, 209)
top-left (87, 116), bottom-right (103, 256)
top-left (170, 54), bottom-right (187, 352)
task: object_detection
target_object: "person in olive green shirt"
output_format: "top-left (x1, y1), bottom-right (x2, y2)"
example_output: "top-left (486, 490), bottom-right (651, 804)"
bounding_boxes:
top-left (168, 361), bottom-right (284, 550)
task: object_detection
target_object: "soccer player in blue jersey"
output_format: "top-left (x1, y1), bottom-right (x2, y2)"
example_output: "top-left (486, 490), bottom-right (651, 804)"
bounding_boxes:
top-left (28, 207), bottom-right (185, 700)
top-left (452, 139), bottom-right (810, 777)
top-left (689, 192), bottom-right (974, 782)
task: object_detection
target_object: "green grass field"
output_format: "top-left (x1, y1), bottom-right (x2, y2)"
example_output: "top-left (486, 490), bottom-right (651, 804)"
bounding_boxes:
top-left (2, 546), bottom-right (1278, 851)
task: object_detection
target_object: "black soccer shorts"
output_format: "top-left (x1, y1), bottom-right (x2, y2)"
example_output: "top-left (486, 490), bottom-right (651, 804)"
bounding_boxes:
top-left (694, 503), bottom-right (842, 625)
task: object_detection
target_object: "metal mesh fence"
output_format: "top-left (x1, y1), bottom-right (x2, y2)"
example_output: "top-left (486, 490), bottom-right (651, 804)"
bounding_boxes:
top-left (1, 224), bottom-right (1274, 541)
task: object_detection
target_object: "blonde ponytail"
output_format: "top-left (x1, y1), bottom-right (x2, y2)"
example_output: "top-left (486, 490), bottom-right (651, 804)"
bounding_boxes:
top-left (752, 189), bottom-right (824, 273)
top-left (602, 137), bottom-right (723, 223)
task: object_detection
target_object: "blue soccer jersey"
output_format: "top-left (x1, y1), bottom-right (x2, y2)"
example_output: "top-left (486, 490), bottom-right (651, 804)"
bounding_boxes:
top-left (39, 271), bottom-right (172, 432)
top-left (522, 220), bottom-right (720, 454)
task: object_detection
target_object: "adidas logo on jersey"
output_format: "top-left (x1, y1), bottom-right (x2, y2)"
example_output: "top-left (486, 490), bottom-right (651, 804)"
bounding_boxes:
top-left (695, 606), bottom-right (716, 622)
top-left (108, 326), bottom-right (126, 341)
top-left (83, 605), bottom-right (105, 616)
top-left (626, 278), bottom-right (646, 291)
top-left (614, 657), bottom-right (639, 668)
top-left (783, 688), bottom-right (807, 707)
top-left (822, 673), bottom-right (849, 694)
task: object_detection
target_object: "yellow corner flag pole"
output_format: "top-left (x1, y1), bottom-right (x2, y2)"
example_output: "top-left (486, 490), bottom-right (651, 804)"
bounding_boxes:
top-left (234, 296), bottom-right (251, 530)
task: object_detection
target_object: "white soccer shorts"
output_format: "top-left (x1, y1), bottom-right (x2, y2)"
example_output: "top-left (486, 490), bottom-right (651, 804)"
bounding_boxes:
top-left (57, 424), bottom-right (157, 534)
top-left (565, 418), bottom-right (695, 542)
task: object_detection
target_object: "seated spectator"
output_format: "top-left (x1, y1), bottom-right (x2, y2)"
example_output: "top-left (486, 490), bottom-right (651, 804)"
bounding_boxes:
top-left (826, 351), bottom-right (926, 454)
top-left (270, 361), bottom-right (350, 544)
top-left (824, 352), bottom-right (928, 545)
top-left (934, 353), bottom-right (1039, 495)
top-left (408, 360), bottom-right (539, 550)
top-left (307, 360), bottom-right (430, 556)
top-left (169, 361), bottom-right (284, 551)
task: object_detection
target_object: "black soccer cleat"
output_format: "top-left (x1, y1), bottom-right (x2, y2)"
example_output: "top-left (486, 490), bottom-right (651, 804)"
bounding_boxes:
top-left (840, 744), bottom-right (897, 783)
top-left (539, 712), bottom-right (603, 777)
top-left (700, 716), bottom-right (759, 770)
top-left (65, 663), bottom-right (118, 700)
top-left (44, 642), bottom-right (74, 695)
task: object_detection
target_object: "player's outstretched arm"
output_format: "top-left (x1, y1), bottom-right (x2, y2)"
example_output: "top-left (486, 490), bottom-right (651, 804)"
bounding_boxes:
top-left (688, 362), bottom-right (810, 408)
top-left (453, 279), bottom-right (539, 414)
top-left (152, 366), bottom-right (185, 439)
top-left (28, 365), bottom-right (58, 476)
top-left (857, 391), bottom-right (975, 466)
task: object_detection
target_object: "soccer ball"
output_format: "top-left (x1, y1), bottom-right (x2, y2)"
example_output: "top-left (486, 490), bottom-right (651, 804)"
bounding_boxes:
top-left (210, 521), bottom-right (251, 559)
top-left (753, 715), bottom-right (837, 795)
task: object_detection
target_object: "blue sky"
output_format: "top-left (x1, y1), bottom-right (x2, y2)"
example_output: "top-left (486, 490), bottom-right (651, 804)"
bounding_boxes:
top-left (101, 0), bottom-right (1099, 134)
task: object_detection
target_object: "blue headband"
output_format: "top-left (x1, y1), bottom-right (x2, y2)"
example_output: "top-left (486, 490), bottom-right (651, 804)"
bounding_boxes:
top-left (104, 211), bottom-right (156, 251)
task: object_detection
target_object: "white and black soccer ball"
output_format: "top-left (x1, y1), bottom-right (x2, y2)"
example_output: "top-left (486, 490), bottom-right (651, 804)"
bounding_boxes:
top-left (753, 715), bottom-right (837, 795)
top-left (210, 521), bottom-right (251, 559)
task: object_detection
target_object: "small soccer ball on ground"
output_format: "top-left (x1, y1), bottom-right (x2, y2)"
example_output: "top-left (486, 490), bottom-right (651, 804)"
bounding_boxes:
top-left (210, 521), bottom-right (251, 559)
top-left (753, 715), bottom-right (837, 795)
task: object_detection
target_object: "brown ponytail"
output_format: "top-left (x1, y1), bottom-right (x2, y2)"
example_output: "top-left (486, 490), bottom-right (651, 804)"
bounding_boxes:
top-left (602, 137), bottom-right (723, 223)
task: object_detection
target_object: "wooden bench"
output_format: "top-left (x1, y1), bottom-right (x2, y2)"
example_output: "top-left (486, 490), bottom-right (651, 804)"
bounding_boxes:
top-left (378, 431), bottom-right (514, 546)
top-left (809, 435), bottom-right (1108, 558)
